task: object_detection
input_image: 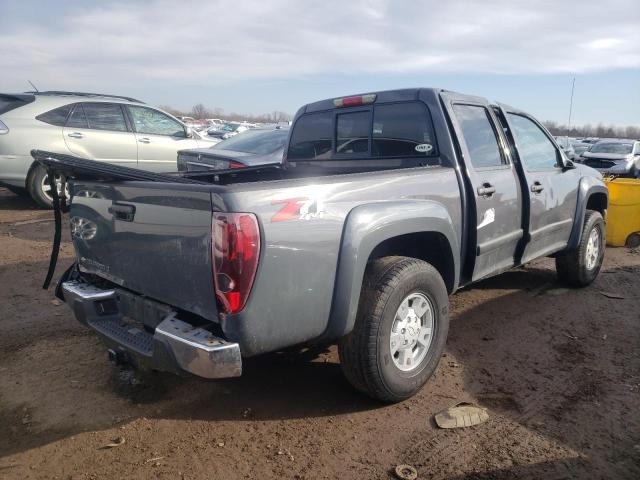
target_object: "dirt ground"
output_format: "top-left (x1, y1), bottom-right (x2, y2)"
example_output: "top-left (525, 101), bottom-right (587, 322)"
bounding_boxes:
top-left (0, 187), bottom-right (638, 480)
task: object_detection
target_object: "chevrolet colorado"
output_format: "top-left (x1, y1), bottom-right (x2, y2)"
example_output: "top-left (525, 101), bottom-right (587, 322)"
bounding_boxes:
top-left (35, 88), bottom-right (608, 402)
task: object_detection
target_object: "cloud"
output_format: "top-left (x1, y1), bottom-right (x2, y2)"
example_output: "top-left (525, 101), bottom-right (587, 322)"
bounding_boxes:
top-left (0, 0), bottom-right (638, 91)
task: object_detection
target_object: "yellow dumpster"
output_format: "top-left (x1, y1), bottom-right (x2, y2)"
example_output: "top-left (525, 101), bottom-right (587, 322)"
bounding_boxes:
top-left (603, 178), bottom-right (640, 247)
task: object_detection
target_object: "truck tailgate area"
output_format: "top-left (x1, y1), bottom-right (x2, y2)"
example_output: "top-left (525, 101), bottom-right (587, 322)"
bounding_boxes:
top-left (69, 181), bottom-right (219, 321)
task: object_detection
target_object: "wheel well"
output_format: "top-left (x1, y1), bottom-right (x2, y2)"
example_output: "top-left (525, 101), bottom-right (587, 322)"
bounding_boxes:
top-left (368, 232), bottom-right (455, 293)
top-left (586, 192), bottom-right (607, 215)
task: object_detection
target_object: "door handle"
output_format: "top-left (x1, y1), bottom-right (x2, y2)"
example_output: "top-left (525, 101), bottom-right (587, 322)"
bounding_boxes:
top-left (530, 182), bottom-right (544, 193)
top-left (138, 137), bottom-right (151, 144)
top-left (67, 132), bottom-right (84, 139)
top-left (477, 183), bottom-right (496, 197)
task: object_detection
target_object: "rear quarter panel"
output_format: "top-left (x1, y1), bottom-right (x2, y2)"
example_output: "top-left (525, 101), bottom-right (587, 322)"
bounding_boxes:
top-left (218, 166), bottom-right (462, 355)
top-left (0, 103), bottom-right (69, 185)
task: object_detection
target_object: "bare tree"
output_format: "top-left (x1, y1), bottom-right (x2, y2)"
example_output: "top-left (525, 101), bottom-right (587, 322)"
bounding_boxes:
top-left (543, 121), bottom-right (639, 139)
top-left (191, 103), bottom-right (211, 120)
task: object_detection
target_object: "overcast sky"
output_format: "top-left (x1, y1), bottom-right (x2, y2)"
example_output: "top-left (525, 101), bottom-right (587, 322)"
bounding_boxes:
top-left (1, 0), bottom-right (638, 125)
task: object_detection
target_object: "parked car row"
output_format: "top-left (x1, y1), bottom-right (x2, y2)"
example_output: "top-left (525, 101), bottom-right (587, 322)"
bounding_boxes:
top-left (579, 139), bottom-right (640, 177)
top-left (555, 136), bottom-right (640, 178)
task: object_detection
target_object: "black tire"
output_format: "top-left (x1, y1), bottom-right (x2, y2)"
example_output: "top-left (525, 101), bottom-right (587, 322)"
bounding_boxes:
top-left (338, 256), bottom-right (450, 403)
top-left (27, 164), bottom-right (67, 209)
top-left (626, 233), bottom-right (640, 249)
top-left (556, 210), bottom-right (605, 286)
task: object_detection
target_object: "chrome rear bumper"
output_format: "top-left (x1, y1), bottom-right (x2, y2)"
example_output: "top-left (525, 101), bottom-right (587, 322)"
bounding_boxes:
top-left (61, 280), bottom-right (241, 379)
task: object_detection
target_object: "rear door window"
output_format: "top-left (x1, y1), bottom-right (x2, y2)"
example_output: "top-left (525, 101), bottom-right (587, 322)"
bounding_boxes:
top-left (65, 104), bottom-right (88, 129)
top-left (35, 104), bottom-right (73, 126)
top-left (336, 111), bottom-right (370, 155)
top-left (287, 111), bottom-right (333, 160)
top-left (372, 102), bottom-right (436, 157)
top-left (81, 103), bottom-right (128, 132)
top-left (452, 104), bottom-right (505, 168)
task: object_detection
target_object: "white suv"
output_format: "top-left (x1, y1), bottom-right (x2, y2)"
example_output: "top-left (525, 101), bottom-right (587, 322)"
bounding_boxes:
top-left (0, 91), bottom-right (215, 207)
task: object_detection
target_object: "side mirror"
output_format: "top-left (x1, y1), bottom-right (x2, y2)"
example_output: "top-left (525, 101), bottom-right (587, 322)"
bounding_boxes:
top-left (185, 127), bottom-right (193, 138)
top-left (562, 160), bottom-right (576, 171)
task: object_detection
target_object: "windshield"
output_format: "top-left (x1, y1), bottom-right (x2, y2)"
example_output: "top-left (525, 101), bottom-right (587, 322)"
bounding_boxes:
top-left (589, 142), bottom-right (633, 154)
top-left (212, 128), bottom-right (288, 154)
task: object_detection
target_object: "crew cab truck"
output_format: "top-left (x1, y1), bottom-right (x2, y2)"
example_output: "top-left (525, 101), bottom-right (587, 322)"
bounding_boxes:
top-left (37, 88), bottom-right (608, 403)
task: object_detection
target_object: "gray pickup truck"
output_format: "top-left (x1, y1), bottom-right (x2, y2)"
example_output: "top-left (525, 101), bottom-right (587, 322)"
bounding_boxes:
top-left (36, 88), bottom-right (608, 402)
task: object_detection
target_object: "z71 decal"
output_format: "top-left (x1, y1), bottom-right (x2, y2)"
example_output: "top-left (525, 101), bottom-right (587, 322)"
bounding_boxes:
top-left (271, 197), bottom-right (326, 222)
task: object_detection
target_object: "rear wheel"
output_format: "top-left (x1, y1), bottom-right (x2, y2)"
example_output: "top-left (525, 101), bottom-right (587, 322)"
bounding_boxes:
top-left (338, 256), bottom-right (450, 403)
top-left (27, 164), bottom-right (68, 209)
top-left (626, 233), bottom-right (640, 249)
top-left (556, 210), bottom-right (605, 286)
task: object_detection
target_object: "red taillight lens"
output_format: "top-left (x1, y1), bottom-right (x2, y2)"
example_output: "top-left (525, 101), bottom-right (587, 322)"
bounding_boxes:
top-left (333, 93), bottom-right (376, 108)
top-left (229, 161), bottom-right (247, 169)
top-left (212, 212), bottom-right (260, 314)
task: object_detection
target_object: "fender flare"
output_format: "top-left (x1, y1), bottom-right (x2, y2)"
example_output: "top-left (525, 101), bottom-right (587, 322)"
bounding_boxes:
top-left (323, 200), bottom-right (459, 340)
top-left (566, 177), bottom-right (608, 250)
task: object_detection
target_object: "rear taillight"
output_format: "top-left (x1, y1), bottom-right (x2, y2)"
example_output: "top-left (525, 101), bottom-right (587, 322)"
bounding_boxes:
top-left (212, 212), bottom-right (260, 314)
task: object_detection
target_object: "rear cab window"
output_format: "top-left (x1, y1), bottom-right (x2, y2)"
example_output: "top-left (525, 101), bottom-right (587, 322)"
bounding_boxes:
top-left (287, 112), bottom-right (333, 160)
top-left (287, 100), bottom-right (439, 167)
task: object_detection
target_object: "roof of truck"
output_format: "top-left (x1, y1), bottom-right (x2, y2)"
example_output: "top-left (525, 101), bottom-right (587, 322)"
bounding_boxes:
top-left (299, 87), bottom-right (503, 114)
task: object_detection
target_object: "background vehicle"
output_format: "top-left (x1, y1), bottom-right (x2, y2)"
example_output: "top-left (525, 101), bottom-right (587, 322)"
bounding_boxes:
top-left (572, 141), bottom-right (591, 158)
top-left (0, 91), bottom-right (216, 207)
top-left (177, 125), bottom-right (289, 171)
top-left (41, 88), bottom-right (607, 403)
top-left (580, 139), bottom-right (640, 177)
top-left (206, 122), bottom-right (250, 139)
top-left (555, 136), bottom-right (578, 160)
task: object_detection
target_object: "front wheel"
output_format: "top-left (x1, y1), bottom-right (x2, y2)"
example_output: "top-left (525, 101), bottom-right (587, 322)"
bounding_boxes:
top-left (556, 210), bottom-right (605, 286)
top-left (338, 256), bottom-right (450, 403)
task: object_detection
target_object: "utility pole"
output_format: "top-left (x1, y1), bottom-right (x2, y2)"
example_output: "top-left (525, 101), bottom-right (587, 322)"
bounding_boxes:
top-left (567, 77), bottom-right (575, 136)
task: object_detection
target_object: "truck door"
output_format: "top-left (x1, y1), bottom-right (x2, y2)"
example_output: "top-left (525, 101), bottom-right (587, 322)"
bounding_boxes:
top-left (496, 105), bottom-right (580, 262)
top-left (441, 95), bottom-right (524, 281)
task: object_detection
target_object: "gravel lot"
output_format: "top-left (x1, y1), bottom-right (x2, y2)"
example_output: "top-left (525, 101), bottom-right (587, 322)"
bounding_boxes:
top-left (0, 187), bottom-right (639, 479)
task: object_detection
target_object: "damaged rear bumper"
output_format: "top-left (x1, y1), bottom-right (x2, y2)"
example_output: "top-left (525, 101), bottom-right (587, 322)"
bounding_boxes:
top-left (61, 280), bottom-right (242, 379)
